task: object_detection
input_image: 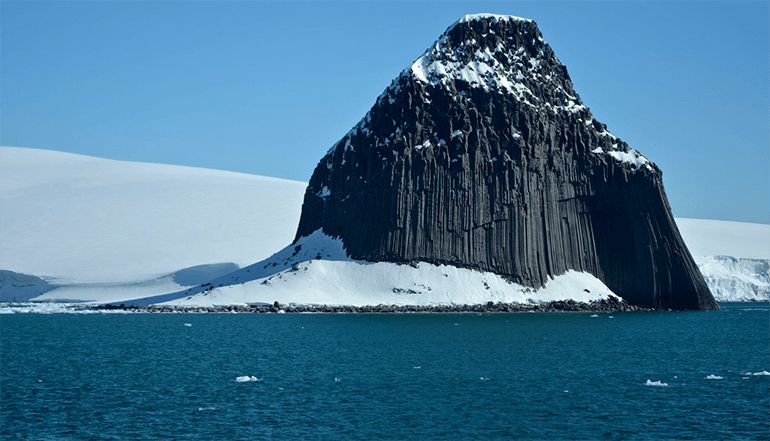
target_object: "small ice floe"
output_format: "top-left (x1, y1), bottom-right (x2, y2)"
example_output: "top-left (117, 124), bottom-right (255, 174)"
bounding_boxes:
top-left (644, 379), bottom-right (668, 387)
top-left (183, 323), bottom-right (192, 327)
top-left (197, 406), bottom-right (216, 412)
top-left (745, 370), bottom-right (770, 376)
top-left (704, 374), bottom-right (723, 380)
top-left (413, 366), bottom-right (422, 369)
top-left (334, 377), bottom-right (341, 383)
top-left (234, 376), bottom-right (262, 383)
top-left (608, 316), bottom-right (614, 319)
top-left (479, 377), bottom-right (490, 381)
top-left (590, 314), bottom-right (599, 318)
top-left (563, 389), bottom-right (569, 393)
top-left (453, 323), bottom-right (459, 326)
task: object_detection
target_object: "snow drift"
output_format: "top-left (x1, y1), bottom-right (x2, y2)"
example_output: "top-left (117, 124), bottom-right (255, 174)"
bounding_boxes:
top-left (0, 146), bottom-right (305, 301)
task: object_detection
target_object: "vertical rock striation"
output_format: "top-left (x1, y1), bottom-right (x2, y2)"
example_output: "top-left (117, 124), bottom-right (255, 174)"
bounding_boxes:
top-left (295, 14), bottom-right (718, 310)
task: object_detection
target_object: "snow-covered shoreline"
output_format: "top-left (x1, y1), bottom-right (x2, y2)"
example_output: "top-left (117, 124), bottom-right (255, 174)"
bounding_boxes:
top-left (1, 146), bottom-right (768, 306)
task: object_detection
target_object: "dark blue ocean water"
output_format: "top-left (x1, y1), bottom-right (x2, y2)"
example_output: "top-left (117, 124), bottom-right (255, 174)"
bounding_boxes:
top-left (1, 303), bottom-right (768, 440)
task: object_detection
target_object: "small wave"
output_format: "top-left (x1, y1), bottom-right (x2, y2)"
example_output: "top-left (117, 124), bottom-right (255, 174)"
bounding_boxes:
top-left (334, 377), bottom-right (341, 383)
top-left (183, 323), bottom-right (192, 327)
top-left (235, 376), bottom-right (262, 383)
top-left (745, 370), bottom-right (770, 376)
top-left (197, 406), bottom-right (216, 412)
top-left (704, 374), bottom-right (723, 380)
top-left (413, 366), bottom-right (422, 369)
top-left (644, 379), bottom-right (668, 387)
top-left (479, 377), bottom-right (490, 381)
top-left (608, 316), bottom-right (614, 319)
top-left (590, 314), bottom-right (599, 318)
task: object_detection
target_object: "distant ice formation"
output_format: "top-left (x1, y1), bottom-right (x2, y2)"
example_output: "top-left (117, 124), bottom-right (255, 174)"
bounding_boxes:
top-left (234, 376), bottom-right (262, 383)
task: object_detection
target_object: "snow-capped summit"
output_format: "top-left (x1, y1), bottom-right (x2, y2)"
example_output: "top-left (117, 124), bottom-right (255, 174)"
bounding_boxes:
top-left (332, 13), bottom-right (653, 172)
top-left (455, 13), bottom-right (535, 24)
top-left (408, 13), bottom-right (577, 113)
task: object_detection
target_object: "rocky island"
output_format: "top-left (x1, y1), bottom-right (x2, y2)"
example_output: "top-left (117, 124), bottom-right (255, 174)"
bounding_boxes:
top-left (112, 13), bottom-right (719, 312)
top-left (293, 14), bottom-right (717, 310)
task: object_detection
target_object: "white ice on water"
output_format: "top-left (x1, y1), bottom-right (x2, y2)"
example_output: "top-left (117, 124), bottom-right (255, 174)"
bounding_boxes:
top-left (234, 376), bottom-right (262, 383)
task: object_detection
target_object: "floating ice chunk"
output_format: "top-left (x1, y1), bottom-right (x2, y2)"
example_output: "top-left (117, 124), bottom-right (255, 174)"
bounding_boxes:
top-left (608, 316), bottom-right (614, 319)
top-left (235, 376), bottom-right (262, 383)
top-left (644, 379), bottom-right (668, 387)
top-left (590, 314), bottom-right (599, 317)
top-left (413, 366), bottom-right (422, 369)
top-left (198, 406), bottom-right (216, 412)
top-left (334, 377), bottom-right (341, 383)
top-left (704, 374), bottom-right (723, 380)
top-left (748, 370), bottom-right (770, 376)
top-left (479, 377), bottom-right (490, 381)
top-left (183, 323), bottom-right (192, 327)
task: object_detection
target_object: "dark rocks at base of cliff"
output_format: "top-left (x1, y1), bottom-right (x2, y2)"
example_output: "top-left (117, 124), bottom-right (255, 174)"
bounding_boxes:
top-left (92, 296), bottom-right (650, 313)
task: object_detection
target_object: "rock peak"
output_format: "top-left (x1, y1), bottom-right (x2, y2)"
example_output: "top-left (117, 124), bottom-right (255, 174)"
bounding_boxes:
top-left (406, 12), bottom-right (577, 116)
top-left (295, 16), bottom-right (717, 310)
top-left (454, 13), bottom-right (535, 25)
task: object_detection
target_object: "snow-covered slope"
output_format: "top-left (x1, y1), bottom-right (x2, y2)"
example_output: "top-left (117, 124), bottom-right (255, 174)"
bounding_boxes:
top-left (0, 146), bottom-right (766, 304)
top-left (152, 230), bottom-right (619, 307)
top-left (676, 218), bottom-right (769, 259)
top-left (152, 222), bottom-right (770, 307)
top-left (0, 146), bottom-right (306, 301)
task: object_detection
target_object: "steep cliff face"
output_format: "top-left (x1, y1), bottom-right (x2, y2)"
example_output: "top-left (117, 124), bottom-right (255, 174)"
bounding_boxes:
top-left (295, 14), bottom-right (718, 310)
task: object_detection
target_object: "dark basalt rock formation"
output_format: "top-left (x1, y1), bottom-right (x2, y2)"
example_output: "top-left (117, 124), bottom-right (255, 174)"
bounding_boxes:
top-left (294, 14), bottom-right (717, 310)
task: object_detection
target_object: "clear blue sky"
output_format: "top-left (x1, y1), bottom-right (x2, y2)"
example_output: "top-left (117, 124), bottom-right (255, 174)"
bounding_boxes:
top-left (1, 1), bottom-right (768, 223)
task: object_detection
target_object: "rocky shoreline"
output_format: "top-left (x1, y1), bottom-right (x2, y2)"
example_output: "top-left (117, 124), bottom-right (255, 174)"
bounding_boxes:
top-left (94, 296), bottom-right (650, 314)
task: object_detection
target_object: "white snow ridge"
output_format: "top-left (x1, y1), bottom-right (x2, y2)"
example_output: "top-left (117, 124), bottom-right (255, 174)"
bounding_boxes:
top-left (0, 146), bottom-right (305, 303)
top-left (160, 229), bottom-right (621, 307)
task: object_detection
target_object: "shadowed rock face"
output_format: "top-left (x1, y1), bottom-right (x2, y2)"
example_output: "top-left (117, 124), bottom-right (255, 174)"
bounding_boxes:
top-left (295, 14), bottom-right (718, 310)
